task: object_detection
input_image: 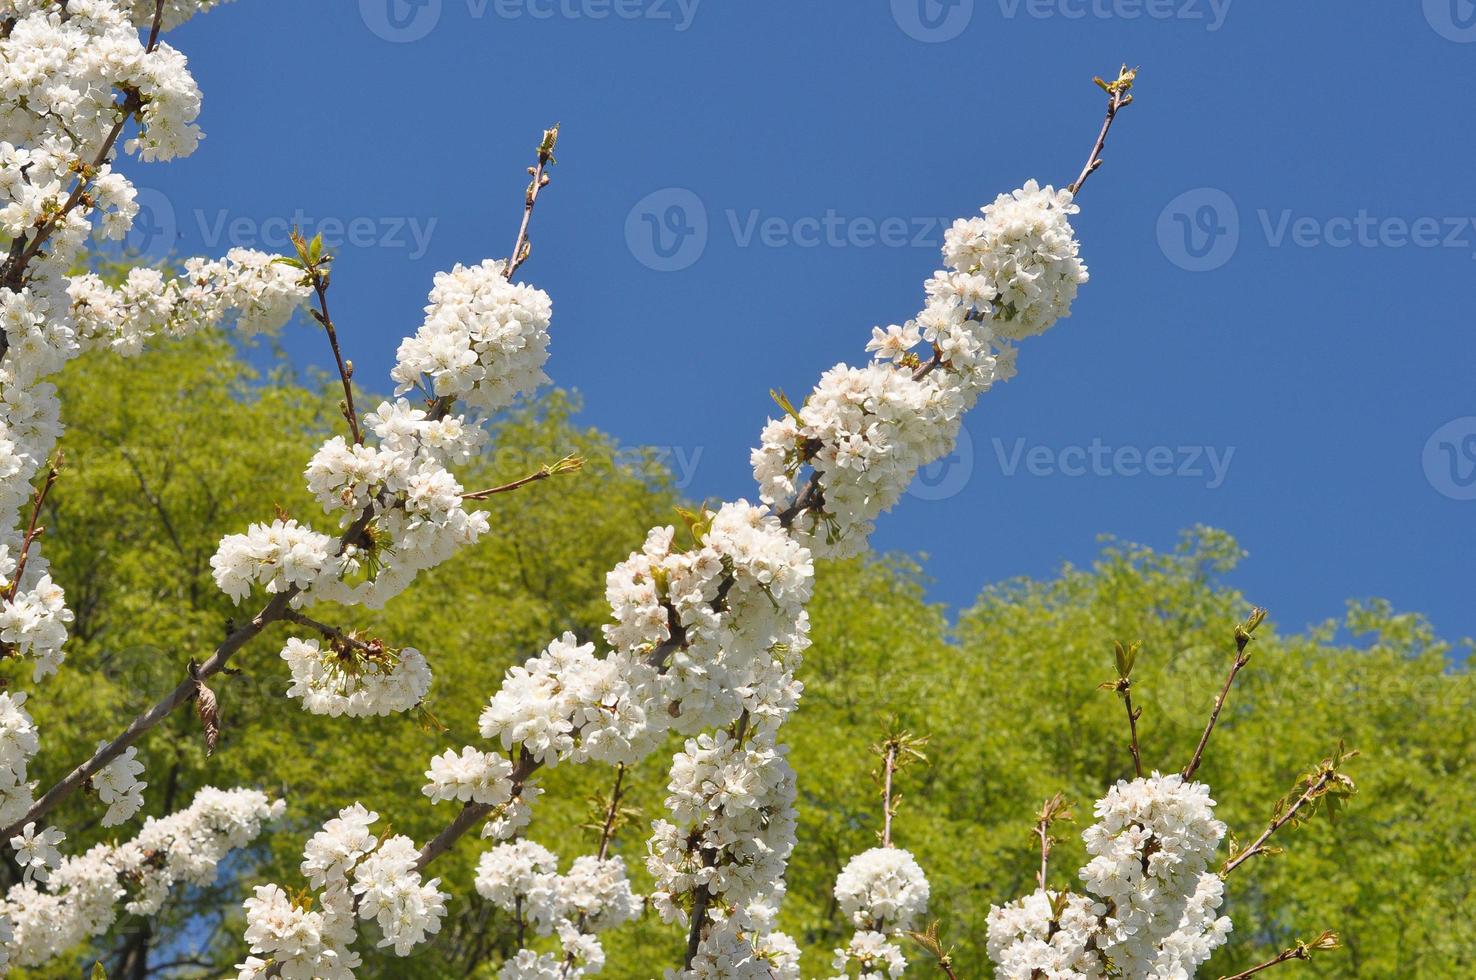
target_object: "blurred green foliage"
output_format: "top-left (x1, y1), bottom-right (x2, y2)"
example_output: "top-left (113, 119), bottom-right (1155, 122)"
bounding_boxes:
top-left (11, 333), bottom-right (1473, 979)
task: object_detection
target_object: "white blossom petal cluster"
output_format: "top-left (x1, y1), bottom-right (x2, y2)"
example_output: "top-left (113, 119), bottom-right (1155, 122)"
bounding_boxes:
top-left (934, 179), bottom-right (1089, 341)
top-left (352, 835), bottom-right (447, 955)
top-left (0, 550), bottom-right (71, 681)
top-left (986, 889), bottom-right (1108, 979)
top-left (279, 636), bottom-right (431, 718)
top-left (674, 919), bottom-right (801, 980)
top-left (125, 0), bottom-right (235, 30)
top-left (241, 883), bottom-right (359, 980)
top-left (89, 742), bottom-right (146, 827)
top-left (754, 181), bottom-right (1085, 558)
top-left (422, 745), bottom-right (515, 805)
top-left (211, 520), bottom-right (336, 605)
top-left (237, 259), bottom-right (555, 618)
top-left (391, 259), bottom-right (551, 413)
top-left (0, 0), bottom-right (305, 692)
top-left (480, 783), bottom-right (543, 842)
top-left (1079, 772), bottom-right (1227, 973)
top-left (828, 847), bottom-right (928, 978)
top-left (829, 929), bottom-right (908, 980)
top-left (1149, 871), bottom-right (1233, 978)
top-left (604, 501), bottom-right (812, 740)
top-left (7, 820), bottom-right (62, 884)
top-left (241, 805), bottom-right (446, 977)
top-left (647, 734), bottom-right (797, 936)
top-left (2, 786), bottom-right (279, 968)
top-left (475, 841), bottom-right (641, 979)
top-left (295, 398), bottom-right (493, 610)
top-left (834, 846), bottom-right (930, 932)
top-left (0, 691), bottom-right (38, 826)
top-left (479, 630), bottom-right (659, 767)
top-left (300, 802), bottom-right (378, 891)
top-left (985, 773), bottom-right (1233, 979)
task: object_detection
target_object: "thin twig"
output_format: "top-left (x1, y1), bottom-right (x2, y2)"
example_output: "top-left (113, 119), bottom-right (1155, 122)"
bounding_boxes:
top-left (461, 455), bottom-right (583, 500)
top-left (145, 0), bottom-right (165, 51)
top-left (597, 763), bottom-right (627, 862)
top-left (1183, 608), bottom-right (1267, 781)
top-left (282, 609), bottom-right (381, 656)
top-left (1220, 771), bottom-right (1332, 877)
top-left (880, 740), bottom-right (898, 848)
top-left (1032, 793), bottom-right (1073, 891)
top-left (1122, 685), bottom-right (1144, 778)
top-left (684, 849), bottom-right (717, 969)
top-left (307, 269), bottom-right (362, 444)
top-left (6, 459), bottom-right (60, 601)
top-left (1217, 932), bottom-right (1340, 980)
top-left (1068, 65), bottom-right (1137, 196)
top-left (505, 124), bottom-right (559, 281)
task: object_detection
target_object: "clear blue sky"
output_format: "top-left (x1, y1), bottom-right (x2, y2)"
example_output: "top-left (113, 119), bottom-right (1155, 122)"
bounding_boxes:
top-left (139, 0), bottom-right (1475, 644)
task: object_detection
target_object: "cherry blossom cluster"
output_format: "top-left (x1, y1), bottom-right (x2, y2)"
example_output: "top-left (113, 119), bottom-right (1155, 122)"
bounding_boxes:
top-left (422, 745), bottom-right (516, 805)
top-left (753, 180), bottom-right (1087, 558)
top-left (646, 733), bottom-right (802, 973)
top-left (1080, 773), bottom-right (1229, 974)
top-left (0, 690), bottom-right (35, 829)
top-left (238, 803), bottom-right (447, 978)
top-left (829, 931), bottom-right (909, 980)
top-left (0, 786), bottom-right (280, 970)
top-left (0, 0), bottom-right (307, 709)
top-left (390, 259), bottom-right (552, 414)
top-left (828, 846), bottom-right (930, 977)
top-left (125, 0), bottom-right (234, 31)
top-left (986, 888), bottom-right (1110, 979)
top-left (280, 636), bottom-right (432, 718)
top-left (603, 501), bottom-right (812, 739)
top-left (212, 268), bottom-right (557, 716)
top-left (468, 184), bottom-right (1082, 972)
top-left (70, 248), bottom-right (309, 356)
top-left (479, 501), bottom-right (812, 769)
top-left (8, 821), bottom-right (61, 884)
top-left (676, 919), bottom-right (802, 980)
top-left (473, 840), bottom-right (641, 978)
top-left (985, 773), bottom-right (1233, 979)
top-left (88, 742), bottom-right (146, 826)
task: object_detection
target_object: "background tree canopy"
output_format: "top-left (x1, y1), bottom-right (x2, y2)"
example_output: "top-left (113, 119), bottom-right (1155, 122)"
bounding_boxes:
top-left (9, 330), bottom-right (1472, 978)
